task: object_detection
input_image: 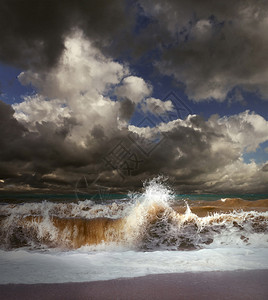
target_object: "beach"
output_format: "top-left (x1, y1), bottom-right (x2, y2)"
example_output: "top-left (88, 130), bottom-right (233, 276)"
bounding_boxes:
top-left (1, 0), bottom-right (268, 298)
top-left (1, 270), bottom-right (268, 300)
top-left (1, 183), bottom-right (268, 298)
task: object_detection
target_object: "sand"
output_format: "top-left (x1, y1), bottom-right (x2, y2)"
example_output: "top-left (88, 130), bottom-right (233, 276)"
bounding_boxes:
top-left (0, 270), bottom-right (268, 300)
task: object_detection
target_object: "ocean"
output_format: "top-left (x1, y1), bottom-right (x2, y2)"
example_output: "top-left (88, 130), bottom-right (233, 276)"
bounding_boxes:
top-left (0, 179), bottom-right (268, 284)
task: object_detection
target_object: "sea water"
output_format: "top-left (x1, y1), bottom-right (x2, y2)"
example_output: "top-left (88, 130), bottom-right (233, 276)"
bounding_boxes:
top-left (0, 178), bottom-right (267, 284)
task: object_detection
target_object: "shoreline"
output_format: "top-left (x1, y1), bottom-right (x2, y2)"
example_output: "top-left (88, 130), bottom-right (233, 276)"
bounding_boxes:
top-left (1, 270), bottom-right (268, 300)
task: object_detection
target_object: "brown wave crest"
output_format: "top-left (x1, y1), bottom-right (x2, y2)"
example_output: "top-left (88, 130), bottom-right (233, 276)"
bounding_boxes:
top-left (20, 216), bottom-right (126, 248)
top-left (173, 198), bottom-right (268, 217)
top-left (1, 199), bottom-right (268, 250)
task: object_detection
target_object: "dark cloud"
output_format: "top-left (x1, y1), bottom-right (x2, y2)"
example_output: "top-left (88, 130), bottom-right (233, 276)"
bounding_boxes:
top-left (0, 100), bottom-right (26, 144)
top-left (262, 164), bottom-right (268, 172)
top-left (127, 119), bottom-right (234, 191)
top-left (2, 1), bottom-right (267, 101)
top-left (1, 97), bottom-right (268, 193)
top-left (0, 100), bottom-right (96, 189)
top-left (118, 98), bottom-right (136, 121)
top-left (0, 0), bottom-right (134, 70)
top-left (138, 0), bottom-right (268, 101)
top-left (91, 125), bottom-right (105, 140)
top-left (0, 1), bottom-right (268, 193)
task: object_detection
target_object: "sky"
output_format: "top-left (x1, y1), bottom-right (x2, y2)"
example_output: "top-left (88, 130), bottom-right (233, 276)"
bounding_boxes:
top-left (0, 0), bottom-right (268, 194)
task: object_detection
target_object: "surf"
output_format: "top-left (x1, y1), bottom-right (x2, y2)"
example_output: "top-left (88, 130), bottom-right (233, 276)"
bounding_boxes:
top-left (0, 178), bottom-right (268, 251)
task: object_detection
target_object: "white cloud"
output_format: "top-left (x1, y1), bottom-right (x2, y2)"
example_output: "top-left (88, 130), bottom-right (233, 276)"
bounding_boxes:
top-left (18, 31), bottom-right (128, 101)
top-left (14, 31), bottom-right (131, 146)
top-left (192, 19), bottom-right (212, 41)
top-left (218, 110), bottom-right (268, 152)
top-left (13, 95), bottom-right (71, 131)
top-left (141, 97), bottom-right (174, 115)
top-left (199, 159), bottom-right (268, 193)
top-left (115, 76), bottom-right (152, 103)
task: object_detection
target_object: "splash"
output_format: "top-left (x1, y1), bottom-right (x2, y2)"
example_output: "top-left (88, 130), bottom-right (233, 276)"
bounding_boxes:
top-left (0, 178), bottom-right (268, 251)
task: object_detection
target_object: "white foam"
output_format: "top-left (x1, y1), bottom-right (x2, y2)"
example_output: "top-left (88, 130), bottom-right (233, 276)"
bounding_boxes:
top-left (0, 179), bottom-right (267, 284)
top-left (0, 247), bottom-right (268, 284)
top-left (1, 182), bottom-right (268, 250)
top-left (0, 199), bottom-right (130, 220)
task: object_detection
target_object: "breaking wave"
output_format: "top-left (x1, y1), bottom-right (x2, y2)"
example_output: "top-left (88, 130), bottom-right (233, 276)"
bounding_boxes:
top-left (1, 178), bottom-right (268, 251)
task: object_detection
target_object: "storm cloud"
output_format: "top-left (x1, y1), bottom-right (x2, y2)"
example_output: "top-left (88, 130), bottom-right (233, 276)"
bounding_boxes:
top-left (0, 1), bottom-right (268, 194)
top-left (139, 0), bottom-right (268, 101)
top-left (0, 0), bottom-right (133, 70)
top-left (0, 33), bottom-right (267, 193)
top-left (1, 0), bottom-right (268, 101)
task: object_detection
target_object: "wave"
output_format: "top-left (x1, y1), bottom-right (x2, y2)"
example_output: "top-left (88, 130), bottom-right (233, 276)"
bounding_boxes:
top-left (1, 180), bottom-right (268, 251)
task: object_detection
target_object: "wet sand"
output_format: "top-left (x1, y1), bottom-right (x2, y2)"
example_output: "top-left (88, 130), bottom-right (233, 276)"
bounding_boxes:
top-left (1, 270), bottom-right (268, 300)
